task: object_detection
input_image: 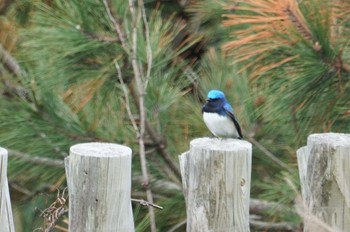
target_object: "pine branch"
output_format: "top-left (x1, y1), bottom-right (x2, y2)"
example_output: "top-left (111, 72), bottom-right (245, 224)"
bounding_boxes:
top-left (10, 182), bottom-right (53, 202)
top-left (222, 0), bottom-right (314, 66)
top-left (283, 0), bottom-right (312, 41)
top-left (8, 149), bottom-right (65, 168)
top-left (104, 1), bottom-right (181, 183)
top-left (78, 30), bottom-right (119, 43)
top-left (0, 44), bottom-right (21, 76)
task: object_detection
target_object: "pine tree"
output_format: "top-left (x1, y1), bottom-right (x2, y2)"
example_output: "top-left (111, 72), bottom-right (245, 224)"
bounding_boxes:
top-left (1, 0), bottom-right (198, 230)
top-left (0, 0), bottom-right (349, 231)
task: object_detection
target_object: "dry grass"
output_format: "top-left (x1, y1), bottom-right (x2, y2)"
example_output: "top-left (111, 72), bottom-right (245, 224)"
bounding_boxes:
top-left (38, 188), bottom-right (68, 232)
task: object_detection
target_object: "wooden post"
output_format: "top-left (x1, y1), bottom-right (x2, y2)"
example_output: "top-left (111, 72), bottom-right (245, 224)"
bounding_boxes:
top-left (297, 133), bottom-right (350, 231)
top-left (0, 147), bottom-right (15, 232)
top-left (179, 138), bottom-right (252, 232)
top-left (65, 142), bottom-right (134, 232)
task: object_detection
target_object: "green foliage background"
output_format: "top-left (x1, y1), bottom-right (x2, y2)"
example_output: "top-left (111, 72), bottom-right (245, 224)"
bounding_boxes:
top-left (0, 0), bottom-right (349, 231)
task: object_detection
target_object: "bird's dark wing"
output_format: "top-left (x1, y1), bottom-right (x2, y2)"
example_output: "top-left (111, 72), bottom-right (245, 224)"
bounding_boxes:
top-left (224, 106), bottom-right (243, 139)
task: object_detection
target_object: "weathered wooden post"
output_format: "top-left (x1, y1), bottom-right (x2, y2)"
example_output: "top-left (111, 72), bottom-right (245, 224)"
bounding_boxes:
top-left (0, 147), bottom-right (15, 232)
top-left (297, 133), bottom-right (350, 231)
top-left (65, 142), bottom-right (134, 232)
top-left (179, 138), bottom-right (252, 232)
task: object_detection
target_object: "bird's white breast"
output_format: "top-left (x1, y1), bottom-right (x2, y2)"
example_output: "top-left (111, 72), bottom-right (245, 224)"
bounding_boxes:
top-left (203, 112), bottom-right (239, 138)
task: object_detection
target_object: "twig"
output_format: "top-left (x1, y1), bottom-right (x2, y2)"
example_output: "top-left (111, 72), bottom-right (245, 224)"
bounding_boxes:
top-left (131, 198), bottom-right (163, 210)
top-left (128, 0), bottom-right (157, 231)
top-left (247, 137), bottom-right (293, 173)
top-left (250, 218), bottom-right (299, 231)
top-left (114, 61), bottom-right (139, 134)
top-left (140, 0), bottom-right (153, 88)
top-left (9, 182), bottom-right (53, 203)
top-left (106, 0), bottom-right (181, 183)
top-left (0, 44), bottom-right (21, 76)
top-left (249, 198), bottom-right (295, 215)
top-left (103, 4), bottom-right (157, 232)
top-left (52, 224), bottom-right (68, 232)
top-left (132, 177), bottom-right (182, 196)
top-left (9, 181), bottom-right (34, 196)
top-left (103, 0), bottom-right (128, 51)
top-left (2, 80), bottom-right (32, 101)
top-left (167, 219), bottom-right (187, 232)
top-left (129, 85), bottom-right (182, 180)
top-left (0, 44), bottom-right (33, 101)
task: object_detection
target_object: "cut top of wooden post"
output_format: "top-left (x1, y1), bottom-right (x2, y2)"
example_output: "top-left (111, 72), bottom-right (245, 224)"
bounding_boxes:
top-left (70, 142), bottom-right (132, 157)
top-left (190, 137), bottom-right (252, 151)
top-left (307, 132), bottom-right (350, 147)
top-left (0, 147), bottom-right (7, 155)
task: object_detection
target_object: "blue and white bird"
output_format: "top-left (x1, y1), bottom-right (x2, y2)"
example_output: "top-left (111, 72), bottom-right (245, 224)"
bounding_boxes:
top-left (202, 90), bottom-right (243, 139)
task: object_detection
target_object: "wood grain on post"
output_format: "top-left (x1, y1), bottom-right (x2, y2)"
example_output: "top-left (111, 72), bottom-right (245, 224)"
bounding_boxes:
top-left (297, 133), bottom-right (350, 232)
top-left (65, 142), bottom-right (134, 232)
top-left (179, 138), bottom-right (252, 232)
top-left (0, 147), bottom-right (15, 232)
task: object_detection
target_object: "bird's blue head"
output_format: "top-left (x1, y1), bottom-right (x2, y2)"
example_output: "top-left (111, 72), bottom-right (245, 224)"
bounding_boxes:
top-left (207, 90), bottom-right (225, 100)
